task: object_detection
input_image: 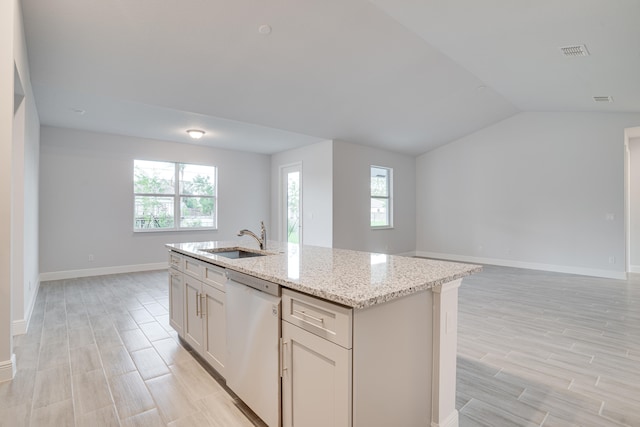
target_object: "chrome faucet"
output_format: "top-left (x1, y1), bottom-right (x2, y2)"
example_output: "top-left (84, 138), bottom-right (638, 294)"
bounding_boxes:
top-left (237, 221), bottom-right (267, 250)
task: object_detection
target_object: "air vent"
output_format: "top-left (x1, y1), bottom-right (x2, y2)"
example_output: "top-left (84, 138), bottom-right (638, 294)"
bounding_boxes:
top-left (593, 96), bottom-right (614, 103)
top-left (559, 45), bottom-right (590, 57)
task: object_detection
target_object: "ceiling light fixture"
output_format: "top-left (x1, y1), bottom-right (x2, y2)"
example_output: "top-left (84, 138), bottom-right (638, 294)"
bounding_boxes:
top-left (187, 129), bottom-right (205, 139)
top-left (258, 24), bottom-right (272, 35)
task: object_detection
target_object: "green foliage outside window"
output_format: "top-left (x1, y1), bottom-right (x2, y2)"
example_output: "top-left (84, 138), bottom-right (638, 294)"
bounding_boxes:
top-left (134, 160), bottom-right (216, 231)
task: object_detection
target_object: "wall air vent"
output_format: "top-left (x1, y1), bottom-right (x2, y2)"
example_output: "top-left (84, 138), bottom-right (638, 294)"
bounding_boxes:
top-left (559, 45), bottom-right (590, 57)
top-left (593, 96), bottom-right (614, 103)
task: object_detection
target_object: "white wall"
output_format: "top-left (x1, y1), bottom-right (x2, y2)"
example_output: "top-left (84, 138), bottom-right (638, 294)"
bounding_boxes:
top-left (1, 0), bottom-right (41, 380)
top-left (270, 140), bottom-right (333, 247)
top-left (39, 127), bottom-right (270, 277)
top-left (332, 140), bottom-right (416, 254)
top-left (417, 112), bottom-right (640, 279)
top-left (12, 0), bottom-right (40, 337)
top-left (0, 0), bottom-right (16, 380)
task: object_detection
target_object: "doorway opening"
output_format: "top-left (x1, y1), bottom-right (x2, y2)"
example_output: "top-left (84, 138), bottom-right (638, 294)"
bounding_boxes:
top-left (280, 163), bottom-right (302, 244)
top-left (624, 126), bottom-right (640, 274)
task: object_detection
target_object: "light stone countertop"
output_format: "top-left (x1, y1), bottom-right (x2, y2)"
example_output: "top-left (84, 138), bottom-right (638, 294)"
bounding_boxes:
top-left (166, 240), bottom-right (481, 309)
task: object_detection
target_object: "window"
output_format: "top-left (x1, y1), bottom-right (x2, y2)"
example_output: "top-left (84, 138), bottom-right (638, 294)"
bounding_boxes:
top-left (370, 166), bottom-right (392, 228)
top-left (134, 160), bottom-right (217, 231)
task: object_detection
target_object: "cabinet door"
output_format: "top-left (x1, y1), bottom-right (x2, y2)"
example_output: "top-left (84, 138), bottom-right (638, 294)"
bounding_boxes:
top-left (282, 321), bottom-right (352, 427)
top-left (184, 276), bottom-right (204, 351)
top-left (202, 283), bottom-right (226, 377)
top-left (169, 268), bottom-right (184, 336)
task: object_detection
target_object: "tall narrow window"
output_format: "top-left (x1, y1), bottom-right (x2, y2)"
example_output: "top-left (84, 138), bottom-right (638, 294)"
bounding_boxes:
top-left (134, 160), bottom-right (217, 231)
top-left (281, 163), bottom-right (302, 244)
top-left (370, 166), bottom-right (392, 228)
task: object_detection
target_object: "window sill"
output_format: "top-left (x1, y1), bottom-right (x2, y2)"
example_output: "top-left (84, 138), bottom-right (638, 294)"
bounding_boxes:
top-left (133, 227), bottom-right (218, 233)
top-left (371, 226), bottom-right (394, 230)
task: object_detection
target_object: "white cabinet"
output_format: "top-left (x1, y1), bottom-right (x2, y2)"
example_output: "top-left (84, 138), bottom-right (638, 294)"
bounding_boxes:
top-left (281, 289), bottom-right (352, 427)
top-left (183, 274), bottom-right (205, 351)
top-left (169, 268), bottom-right (184, 336)
top-left (170, 251), bottom-right (227, 378)
top-left (168, 251), bottom-right (185, 337)
top-left (202, 282), bottom-right (226, 375)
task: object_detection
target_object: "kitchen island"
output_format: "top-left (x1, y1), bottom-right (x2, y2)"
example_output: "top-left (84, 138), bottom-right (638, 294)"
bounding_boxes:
top-left (166, 240), bottom-right (480, 427)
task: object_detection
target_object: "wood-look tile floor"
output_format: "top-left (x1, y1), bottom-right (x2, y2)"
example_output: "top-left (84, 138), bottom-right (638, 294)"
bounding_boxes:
top-left (1, 266), bottom-right (639, 426)
top-left (457, 265), bottom-right (640, 427)
top-left (0, 270), bottom-right (262, 427)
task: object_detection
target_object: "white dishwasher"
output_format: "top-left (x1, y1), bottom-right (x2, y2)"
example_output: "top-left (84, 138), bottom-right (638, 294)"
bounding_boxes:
top-left (225, 270), bottom-right (281, 427)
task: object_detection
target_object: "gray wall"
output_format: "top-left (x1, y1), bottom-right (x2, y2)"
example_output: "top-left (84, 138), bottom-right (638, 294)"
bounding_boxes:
top-left (416, 111), bottom-right (640, 278)
top-left (333, 140), bottom-right (416, 254)
top-left (39, 126), bottom-right (271, 275)
top-left (270, 140), bottom-right (333, 247)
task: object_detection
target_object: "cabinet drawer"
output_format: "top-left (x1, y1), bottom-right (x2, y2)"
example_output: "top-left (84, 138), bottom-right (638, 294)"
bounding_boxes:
top-left (183, 256), bottom-right (202, 279)
top-left (168, 252), bottom-right (183, 271)
top-left (282, 289), bottom-right (352, 349)
top-left (202, 263), bottom-right (226, 292)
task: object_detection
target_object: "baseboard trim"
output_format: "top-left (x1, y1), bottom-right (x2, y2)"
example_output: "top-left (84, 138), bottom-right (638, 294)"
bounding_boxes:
top-left (629, 265), bottom-right (640, 274)
top-left (0, 354), bottom-right (16, 383)
top-left (13, 278), bottom-right (41, 336)
top-left (431, 410), bottom-right (458, 427)
top-left (40, 262), bottom-right (168, 281)
top-left (415, 251), bottom-right (627, 280)
top-left (394, 250), bottom-right (417, 257)
top-left (11, 320), bottom-right (26, 336)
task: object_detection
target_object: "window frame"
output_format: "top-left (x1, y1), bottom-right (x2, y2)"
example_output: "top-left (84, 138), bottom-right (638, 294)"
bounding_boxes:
top-left (133, 160), bottom-right (218, 232)
top-left (370, 165), bottom-right (393, 229)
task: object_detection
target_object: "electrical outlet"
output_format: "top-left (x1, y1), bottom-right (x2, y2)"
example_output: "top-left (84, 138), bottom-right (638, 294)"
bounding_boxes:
top-left (88, 254), bottom-right (95, 262)
top-left (608, 256), bottom-right (616, 264)
top-left (605, 213), bottom-right (615, 221)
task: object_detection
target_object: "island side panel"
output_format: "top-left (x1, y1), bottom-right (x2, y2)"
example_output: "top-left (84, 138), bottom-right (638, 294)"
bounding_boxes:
top-left (352, 289), bottom-right (434, 427)
top-left (431, 279), bottom-right (462, 427)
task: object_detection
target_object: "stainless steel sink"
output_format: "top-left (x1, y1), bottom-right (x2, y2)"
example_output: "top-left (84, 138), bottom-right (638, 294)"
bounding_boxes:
top-left (199, 248), bottom-right (267, 259)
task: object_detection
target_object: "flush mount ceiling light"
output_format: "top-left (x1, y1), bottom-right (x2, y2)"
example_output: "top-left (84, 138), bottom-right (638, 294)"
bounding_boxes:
top-left (258, 24), bottom-right (272, 35)
top-left (187, 129), bottom-right (205, 139)
top-left (559, 44), bottom-right (590, 57)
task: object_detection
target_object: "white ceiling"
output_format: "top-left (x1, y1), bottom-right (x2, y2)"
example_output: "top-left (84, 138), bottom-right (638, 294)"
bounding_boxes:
top-left (20, 0), bottom-right (640, 155)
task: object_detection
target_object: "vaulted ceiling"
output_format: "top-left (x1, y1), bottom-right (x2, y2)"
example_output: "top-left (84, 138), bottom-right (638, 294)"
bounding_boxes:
top-left (20, 0), bottom-right (640, 155)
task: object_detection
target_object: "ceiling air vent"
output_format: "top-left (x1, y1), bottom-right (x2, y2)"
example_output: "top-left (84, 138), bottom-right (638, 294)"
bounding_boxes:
top-left (559, 45), bottom-right (590, 57)
top-left (593, 96), bottom-right (614, 103)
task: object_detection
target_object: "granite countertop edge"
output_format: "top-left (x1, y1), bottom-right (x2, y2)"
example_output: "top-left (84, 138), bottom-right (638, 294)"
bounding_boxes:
top-left (166, 241), bottom-right (482, 309)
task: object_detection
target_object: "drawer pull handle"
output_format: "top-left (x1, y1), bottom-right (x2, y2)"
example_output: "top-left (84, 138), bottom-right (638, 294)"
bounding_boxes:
top-left (293, 309), bottom-right (324, 324)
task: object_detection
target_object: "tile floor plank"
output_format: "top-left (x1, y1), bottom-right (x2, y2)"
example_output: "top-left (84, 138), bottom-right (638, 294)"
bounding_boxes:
top-left (145, 373), bottom-right (199, 424)
top-left (108, 371), bottom-right (155, 420)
